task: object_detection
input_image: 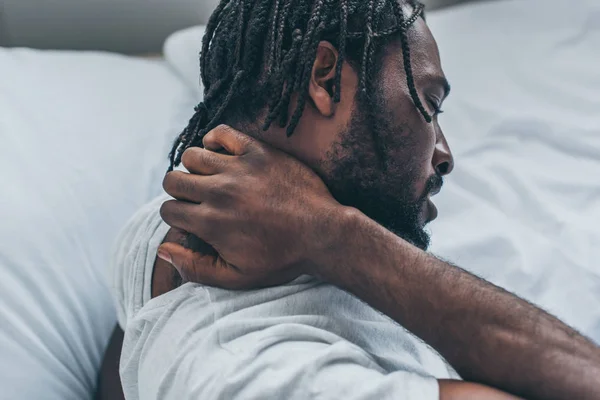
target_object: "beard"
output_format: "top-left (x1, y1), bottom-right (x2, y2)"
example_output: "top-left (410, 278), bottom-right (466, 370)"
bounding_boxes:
top-left (321, 92), bottom-right (442, 251)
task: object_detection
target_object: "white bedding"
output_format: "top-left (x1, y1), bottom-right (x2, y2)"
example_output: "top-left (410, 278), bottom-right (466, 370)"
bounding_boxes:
top-left (0, 49), bottom-right (195, 399)
top-left (0, 0), bottom-right (598, 398)
top-left (426, 0), bottom-right (600, 341)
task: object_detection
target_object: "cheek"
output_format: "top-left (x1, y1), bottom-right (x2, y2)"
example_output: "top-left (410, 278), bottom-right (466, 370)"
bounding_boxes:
top-left (413, 125), bottom-right (437, 171)
top-left (380, 69), bottom-right (437, 180)
top-left (384, 118), bottom-right (438, 196)
top-left (284, 93), bottom-right (356, 176)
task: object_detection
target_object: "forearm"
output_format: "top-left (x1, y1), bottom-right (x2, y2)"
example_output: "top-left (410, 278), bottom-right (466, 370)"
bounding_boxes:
top-left (316, 207), bottom-right (600, 400)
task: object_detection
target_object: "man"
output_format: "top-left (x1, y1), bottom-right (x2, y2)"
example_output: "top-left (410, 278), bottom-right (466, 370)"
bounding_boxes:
top-left (98, 0), bottom-right (600, 399)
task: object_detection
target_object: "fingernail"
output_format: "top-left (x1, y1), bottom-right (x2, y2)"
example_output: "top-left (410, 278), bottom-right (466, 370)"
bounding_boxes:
top-left (157, 248), bottom-right (172, 264)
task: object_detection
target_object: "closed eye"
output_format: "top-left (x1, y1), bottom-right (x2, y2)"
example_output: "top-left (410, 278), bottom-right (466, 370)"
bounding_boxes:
top-left (427, 99), bottom-right (444, 116)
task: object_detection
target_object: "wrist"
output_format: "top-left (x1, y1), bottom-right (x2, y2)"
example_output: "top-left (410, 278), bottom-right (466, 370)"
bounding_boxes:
top-left (307, 204), bottom-right (364, 279)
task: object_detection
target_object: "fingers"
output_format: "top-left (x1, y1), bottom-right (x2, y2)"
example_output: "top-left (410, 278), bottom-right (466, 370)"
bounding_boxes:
top-left (157, 242), bottom-right (241, 287)
top-left (181, 147), bottom-right (230, 175)
top-left (157, 242), bottom-right (295, 290)
top-left (203, 125), bottom-right (257, 156)
top-left (160, 200), bottom-right (212, 236)
top-left (163, 171), bottom-right (211, 203)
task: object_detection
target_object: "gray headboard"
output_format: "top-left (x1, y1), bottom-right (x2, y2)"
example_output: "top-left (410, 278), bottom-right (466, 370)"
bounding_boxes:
top-left (0, 0), bottom-right (477, 54)
top-left (0, 0), bottom-right (220, 53)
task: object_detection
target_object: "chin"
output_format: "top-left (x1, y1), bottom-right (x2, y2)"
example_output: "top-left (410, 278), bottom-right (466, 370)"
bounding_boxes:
top-left (385, 223), bottom-right (430, 251)
top-left (410, 233), bottom-right (431, 251)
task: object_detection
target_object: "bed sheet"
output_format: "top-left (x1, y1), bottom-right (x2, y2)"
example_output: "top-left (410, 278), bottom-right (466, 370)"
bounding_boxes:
top-left (0, 48), bottom-right (196, 399)
top-left (426, 0), bottom-right (600, 341)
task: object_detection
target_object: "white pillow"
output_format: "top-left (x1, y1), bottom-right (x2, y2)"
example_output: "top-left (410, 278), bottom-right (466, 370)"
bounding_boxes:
top-left (0, 48), bottom-right (194, 399)
top-left (163, 25), bottom-right (206, 101)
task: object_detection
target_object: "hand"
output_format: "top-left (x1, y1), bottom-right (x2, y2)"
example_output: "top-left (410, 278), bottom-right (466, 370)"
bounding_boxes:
top-left (159, 125), bottom-right (345, 289)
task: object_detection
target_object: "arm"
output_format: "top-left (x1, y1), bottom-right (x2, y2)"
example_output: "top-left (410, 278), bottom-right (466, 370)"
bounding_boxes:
top-left (96, 325), bottom-right (126, 400)
top-left (158, 126), bottom-right (600, 400)
top-left (439, 381), bottom-right (521, 400)
top-left (316, 207), bottom-right (600, 400)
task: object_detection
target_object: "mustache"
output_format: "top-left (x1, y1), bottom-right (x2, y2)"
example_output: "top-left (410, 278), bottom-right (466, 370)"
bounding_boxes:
top-left (420, 174), bottom-right (444, 201)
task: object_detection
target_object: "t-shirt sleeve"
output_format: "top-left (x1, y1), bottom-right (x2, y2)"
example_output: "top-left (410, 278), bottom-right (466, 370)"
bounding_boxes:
top-left (108, 194), bottom-right (171, 330)
top-left (120, 284), bottom-right (440, 400)
top-left (205, 336), bottom-right (440, 400)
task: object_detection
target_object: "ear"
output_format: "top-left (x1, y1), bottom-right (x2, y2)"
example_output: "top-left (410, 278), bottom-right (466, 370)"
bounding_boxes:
top-left (309, 41), bottom-right (339, 118)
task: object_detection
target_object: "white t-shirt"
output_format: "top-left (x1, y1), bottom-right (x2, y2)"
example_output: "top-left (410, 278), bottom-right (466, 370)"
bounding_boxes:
top-left (109, 196), bottom-right (459, 400)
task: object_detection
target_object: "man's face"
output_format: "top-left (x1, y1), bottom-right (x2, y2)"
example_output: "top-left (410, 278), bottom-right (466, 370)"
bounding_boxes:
top-left (261, 18), bottom-right (453, 250)
top-left (323, 86), bottom-right (447, 250)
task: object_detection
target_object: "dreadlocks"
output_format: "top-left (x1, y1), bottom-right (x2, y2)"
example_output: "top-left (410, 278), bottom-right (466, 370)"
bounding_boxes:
top-left (168, 0), bottom-right (430, 171)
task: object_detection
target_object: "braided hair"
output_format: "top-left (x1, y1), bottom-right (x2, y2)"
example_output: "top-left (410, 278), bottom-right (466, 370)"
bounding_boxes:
top-left (168, 0), bottom-right (430, 171)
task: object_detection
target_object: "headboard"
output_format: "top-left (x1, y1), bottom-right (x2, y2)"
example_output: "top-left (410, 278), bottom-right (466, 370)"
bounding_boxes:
top-left (0, 0), bottom-right (480, 54)
top-left (0, 0), bottom-right (220, 54)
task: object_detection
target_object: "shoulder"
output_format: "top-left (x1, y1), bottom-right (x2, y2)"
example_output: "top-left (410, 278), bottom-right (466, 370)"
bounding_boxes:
top-left (109, 194), bottom-right (172, 330)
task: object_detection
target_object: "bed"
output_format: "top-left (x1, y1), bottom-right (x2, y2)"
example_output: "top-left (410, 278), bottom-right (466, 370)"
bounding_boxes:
top-left (0, 50), bottom-right (197, 399)
top-left (0, 0), bottom-right (598, 398)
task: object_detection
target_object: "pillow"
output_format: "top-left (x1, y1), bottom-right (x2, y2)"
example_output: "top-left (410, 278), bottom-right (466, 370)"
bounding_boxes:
top-left (0, 48), bottom-right (194, 399)
top-left (163, 25), bottom-right (206, 101)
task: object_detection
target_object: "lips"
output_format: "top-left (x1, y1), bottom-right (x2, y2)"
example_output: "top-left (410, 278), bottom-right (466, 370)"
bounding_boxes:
top-left (419, 175), bottom-right (443, 225)
top-left (427, 198), bottom-right (438, 223)
top-left (419, 196), bottom-right (439, 225)
top-left (429, 185), bottom-right (442, 198)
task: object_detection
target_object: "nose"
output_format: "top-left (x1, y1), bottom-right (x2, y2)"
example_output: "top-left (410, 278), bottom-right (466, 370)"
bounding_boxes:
top-left (432, 130), bottom-right (454, 176)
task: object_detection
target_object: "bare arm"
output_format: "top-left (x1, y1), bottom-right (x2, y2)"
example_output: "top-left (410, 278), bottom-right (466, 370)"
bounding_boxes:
top-left (439, 381), bottom-right (521, 400)
top-left (314, 207), bottom-right (600, 400)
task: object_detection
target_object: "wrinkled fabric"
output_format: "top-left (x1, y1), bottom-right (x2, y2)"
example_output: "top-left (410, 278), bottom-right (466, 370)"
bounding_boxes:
top-left (111, 198), bottom-right (457, 400)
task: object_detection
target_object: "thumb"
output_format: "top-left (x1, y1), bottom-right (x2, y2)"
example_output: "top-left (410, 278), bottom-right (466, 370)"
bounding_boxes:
top-left (202, 125), bottom-right (256, 156)
top-left (157, 242), bottom-right (240, 287)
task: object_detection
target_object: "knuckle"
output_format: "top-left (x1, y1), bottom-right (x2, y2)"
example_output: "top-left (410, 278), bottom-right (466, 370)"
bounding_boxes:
top-left (201, 150), bottom-right (224, 170)
top-left (206, 124), bottom-right (229, 142)
top-left (236, 130), bottom-right (252, 144)
top-left (197, 206), bottom-right (218, 224)
top-left (160, 200), bottom-right (192, 228)
top-left (181, 147), bottom-right (202, 167)
top-left (245, 143), bottom-right (268, 164)
top-left (162, 172), bottom-right (171, 192)
top-left (218, 177), bottom-right (237, 197)
top-left (159, 200), bottom-right (175, 222)
top-left (212, 178), bottom-right (243, 207)
top-left (219, 124), bottom-right (236, 137)
top-left (163, 171), bottom-right (199, 198)
top-left (162, 171), bottom-right (181, 193)
top-left (174, 175), bottom-right (195, 197)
